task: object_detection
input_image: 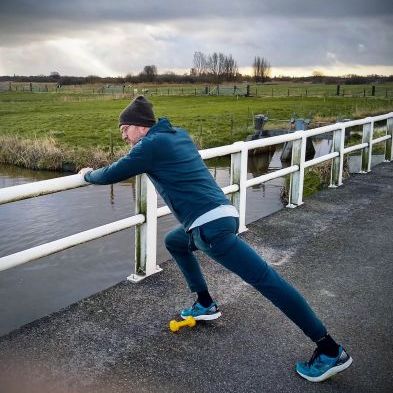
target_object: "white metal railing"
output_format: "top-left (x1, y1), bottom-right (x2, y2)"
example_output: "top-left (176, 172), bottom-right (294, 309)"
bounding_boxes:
top-left (0, 112), bottom-right (392, 281)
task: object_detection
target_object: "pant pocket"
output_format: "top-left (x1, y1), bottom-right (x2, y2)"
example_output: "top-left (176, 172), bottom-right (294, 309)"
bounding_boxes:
top-left (195, 217), bottom-right (238, 250)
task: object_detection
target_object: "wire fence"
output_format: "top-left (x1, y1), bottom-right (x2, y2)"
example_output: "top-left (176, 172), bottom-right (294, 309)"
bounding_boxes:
top-left (1, 82), bottom-right (393, 98)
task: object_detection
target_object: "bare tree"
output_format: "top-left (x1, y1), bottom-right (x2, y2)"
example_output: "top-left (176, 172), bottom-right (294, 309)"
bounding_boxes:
top-left (207, 52), bottom-right (228, 83)
top-left (192, 51), bottom-right (207, 77)
top-left (218, 53), bottom-right (226, 82)
top-left (207, 52), bottom-right (219, 82)
top-left (223, 54), bottom-right (238, 81)
top-left (192, 51), bottom-right (239, 82)
top-left (139, 65), bottom-right (157, 82)
top-left (253, 56), bottom-right (271, 83)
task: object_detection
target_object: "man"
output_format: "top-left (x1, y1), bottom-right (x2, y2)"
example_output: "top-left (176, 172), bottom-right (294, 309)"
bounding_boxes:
top-left (79, 96), bottom-right (352, 382)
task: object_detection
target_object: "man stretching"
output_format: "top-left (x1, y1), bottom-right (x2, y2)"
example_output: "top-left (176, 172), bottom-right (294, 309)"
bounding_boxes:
top-left (79, 96), bottom-right (352, 382)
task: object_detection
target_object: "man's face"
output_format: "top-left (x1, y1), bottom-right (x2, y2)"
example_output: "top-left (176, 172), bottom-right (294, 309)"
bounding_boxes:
top-left (120, 124), bottom-right (142, 145)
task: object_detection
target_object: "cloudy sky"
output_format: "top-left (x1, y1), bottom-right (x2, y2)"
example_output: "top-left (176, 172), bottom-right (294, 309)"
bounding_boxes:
top-left (0, 0), bottom-right (392, 77)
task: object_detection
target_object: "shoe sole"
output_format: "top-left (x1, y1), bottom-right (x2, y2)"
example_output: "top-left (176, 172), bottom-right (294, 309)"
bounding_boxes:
top-left (297, 356), bottom-right (353, 382)
top-left (181, 311), bottom-right (222, 321)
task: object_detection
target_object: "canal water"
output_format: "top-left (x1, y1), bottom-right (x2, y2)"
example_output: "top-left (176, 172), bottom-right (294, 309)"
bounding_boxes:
top-left (0, 141), bottom-right (387, 335)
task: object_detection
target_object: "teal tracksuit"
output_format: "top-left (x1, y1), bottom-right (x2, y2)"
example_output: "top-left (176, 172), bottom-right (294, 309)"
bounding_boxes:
top-left (85, 118), bottom-right (326, 342)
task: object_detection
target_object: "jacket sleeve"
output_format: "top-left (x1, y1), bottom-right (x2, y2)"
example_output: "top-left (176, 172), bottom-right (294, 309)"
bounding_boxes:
top-left (84, 140), bottom-right (153, 185)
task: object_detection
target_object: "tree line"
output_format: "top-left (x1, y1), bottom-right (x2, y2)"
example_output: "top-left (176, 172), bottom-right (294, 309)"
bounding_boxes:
top-left (1, 53), bottom-right (393, 85)
top-left (0, 53), bottom-right (269, 84)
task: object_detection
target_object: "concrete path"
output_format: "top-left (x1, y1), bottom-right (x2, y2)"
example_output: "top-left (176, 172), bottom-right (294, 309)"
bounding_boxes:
top-left (1, 162), bottom-right (392, 393)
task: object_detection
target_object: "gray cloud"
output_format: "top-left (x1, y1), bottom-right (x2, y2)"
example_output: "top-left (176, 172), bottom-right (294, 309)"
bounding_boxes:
top-left (1, 0), bottom-right (392, 21)
top-left (0, 0), bottom-right (392, 75)
top-left (1, 0), bottom-right (392, 38)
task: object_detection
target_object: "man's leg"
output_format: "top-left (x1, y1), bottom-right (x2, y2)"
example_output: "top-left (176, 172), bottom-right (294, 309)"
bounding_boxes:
top-left (164, 225), bottom-right (208, 293)
top-left (192, 217), bottom-right (352, 382)
top-left (192, 217), bottom-right (326, 341)
top-left (165, 225), bottom-right (221, 319)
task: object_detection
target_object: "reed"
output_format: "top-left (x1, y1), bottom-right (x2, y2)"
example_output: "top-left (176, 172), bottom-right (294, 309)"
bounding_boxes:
top-left (0, 135), bottom-right (129, 172)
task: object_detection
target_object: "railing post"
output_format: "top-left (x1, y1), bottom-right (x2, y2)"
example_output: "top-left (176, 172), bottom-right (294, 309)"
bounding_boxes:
top-left (361, 119), bottom-right (373, 173)
top-left (287, 135), bottom-right (306, 207)
top-left (330, 125), bottom-right (345, 187)
top-left (385, 117), bottom-right (393, 162)
top-left (230, 142), bottom-right (248, 233)
top-left (128, 174), bottom-right (162, 282)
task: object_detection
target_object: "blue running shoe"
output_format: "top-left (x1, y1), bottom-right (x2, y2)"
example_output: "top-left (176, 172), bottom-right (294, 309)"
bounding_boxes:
top-left (180, 301), bottom-right (222, 321)
top-left (296, 345), bottom-right (352, 382)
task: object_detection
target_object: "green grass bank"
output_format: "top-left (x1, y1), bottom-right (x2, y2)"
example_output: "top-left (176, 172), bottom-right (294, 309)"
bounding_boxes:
top-left (0, 90), bottom-right (392, 171)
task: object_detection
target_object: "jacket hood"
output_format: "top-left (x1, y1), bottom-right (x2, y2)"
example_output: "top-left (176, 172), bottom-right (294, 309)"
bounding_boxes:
top-left (147, 118), bottom-right (176, 135)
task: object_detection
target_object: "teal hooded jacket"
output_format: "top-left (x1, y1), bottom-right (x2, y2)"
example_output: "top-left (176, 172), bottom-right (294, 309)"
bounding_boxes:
top-left (85, 118), bottom-right (230, 231)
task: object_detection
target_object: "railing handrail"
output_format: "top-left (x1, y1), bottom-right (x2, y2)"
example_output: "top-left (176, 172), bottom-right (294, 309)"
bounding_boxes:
top-left (1, 111), bottom-right (392, 277)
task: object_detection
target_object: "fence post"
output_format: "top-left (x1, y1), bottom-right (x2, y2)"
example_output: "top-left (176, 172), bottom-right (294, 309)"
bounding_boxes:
top-left (128, 174), bottom-right (162, 282)
top-left (330, 125), bottom-right (345, 187)
top-left (230, 142), bottom-right (248, 233)
top-left (287, 135), bottom-right (306, 207)
top-left (361, 119), bottom-right (373, 173)
top-left (385, 117), bottom-right (393, 162)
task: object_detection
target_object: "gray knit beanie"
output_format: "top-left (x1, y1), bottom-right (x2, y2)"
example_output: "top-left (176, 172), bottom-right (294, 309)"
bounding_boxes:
top-left (118, 96), bottom-right (156, 127)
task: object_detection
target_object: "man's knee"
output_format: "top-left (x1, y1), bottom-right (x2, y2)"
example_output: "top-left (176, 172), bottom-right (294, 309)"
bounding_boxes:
top-left (164, 227), bottom-right (187, 252)
top-left (164, 231), bottom-right (175, 250)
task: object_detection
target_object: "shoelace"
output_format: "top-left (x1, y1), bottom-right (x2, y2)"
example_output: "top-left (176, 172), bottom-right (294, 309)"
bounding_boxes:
top-left (191, 301), bottom-right (200, 310)
top-left (307, 348), bottom-right (323, 366)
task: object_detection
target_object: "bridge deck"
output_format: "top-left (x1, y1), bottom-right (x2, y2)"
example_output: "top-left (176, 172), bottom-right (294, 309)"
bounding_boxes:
top-left (1, 162), bottom-right (392, 393)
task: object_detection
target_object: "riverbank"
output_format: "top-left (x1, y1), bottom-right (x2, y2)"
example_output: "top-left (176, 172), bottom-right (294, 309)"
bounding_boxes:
top-left (0, 134), bottom-right (128, 172)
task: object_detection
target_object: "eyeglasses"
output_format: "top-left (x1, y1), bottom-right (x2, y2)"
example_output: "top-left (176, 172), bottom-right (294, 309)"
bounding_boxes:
top-left (120, 125), bottom-right (131, 133)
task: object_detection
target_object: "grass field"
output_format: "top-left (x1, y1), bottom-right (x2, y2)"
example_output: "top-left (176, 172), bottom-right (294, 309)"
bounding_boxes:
top-left (1, 90), bottom-right (392, 150)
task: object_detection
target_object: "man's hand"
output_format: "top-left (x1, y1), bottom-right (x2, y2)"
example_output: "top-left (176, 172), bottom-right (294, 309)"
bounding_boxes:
top-left (78, 167), bottom-right (93, 177)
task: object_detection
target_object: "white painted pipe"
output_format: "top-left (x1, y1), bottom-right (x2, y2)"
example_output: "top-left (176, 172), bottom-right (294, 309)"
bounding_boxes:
top-left (304, 152), bottom-right (339, 168)
top-left (343, 143), bottom-right (369, 154)
top-left (157, 206), bottom-right (171, 218)
top-left (0, 174), bottom-right (88, 205)
top-left (0, 214), bottom-right (145, 272)
top-left (371, 112), bottom-right (393, 122)
top-left (155, 184), bottom-right (239, 219)
top-left (246, 165), bottom-right (299, 188)
top-left (372, 135), bottom-right (391, 145)
top-left (222, 184), bottom-right (239, 195)
top-left (200, 143), bottom-right (242, 160)
top-left (244, 131), bottom-right (302, 150)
